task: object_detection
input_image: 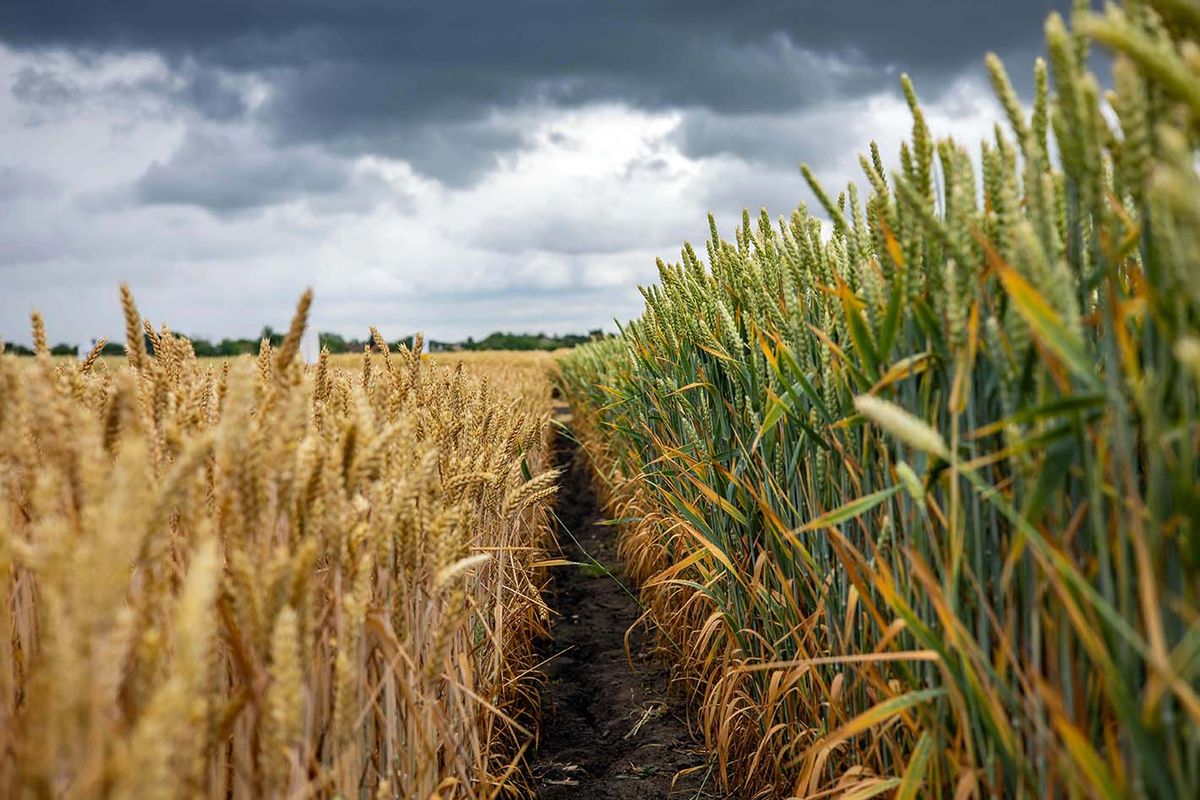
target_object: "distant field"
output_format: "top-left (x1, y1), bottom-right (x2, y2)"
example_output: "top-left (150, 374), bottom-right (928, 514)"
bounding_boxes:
top-left (13, 347), bottom-right (561, 373)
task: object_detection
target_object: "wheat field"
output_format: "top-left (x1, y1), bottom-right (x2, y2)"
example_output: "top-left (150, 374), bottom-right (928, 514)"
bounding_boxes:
top-left (560, 1), bottom-right (1200, 798)
top-left (0, 289), bottom-right (559, 798)
top-left (3, 1), bottom-right (1199, 799)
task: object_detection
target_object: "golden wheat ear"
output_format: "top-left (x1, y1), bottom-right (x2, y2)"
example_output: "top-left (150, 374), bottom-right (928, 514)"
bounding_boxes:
top-left (274, 288), bottom-right (313, 376)
top-left (29, 311), bottom-right (49, 358)
top-left (118, 283), bottom-right (150, 372)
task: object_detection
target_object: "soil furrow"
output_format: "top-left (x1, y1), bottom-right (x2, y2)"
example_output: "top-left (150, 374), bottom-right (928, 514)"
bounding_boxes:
top-left (528, 419), bottom-right (723, 799)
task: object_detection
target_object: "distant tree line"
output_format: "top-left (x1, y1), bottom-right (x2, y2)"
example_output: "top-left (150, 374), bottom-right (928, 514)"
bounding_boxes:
top-left (2, 342), bottom-right (80, 356)
top-left (179, 328), bottom-right (415, 357)
top-left (428, 330), bottom-right (609, 352)
top-left (4, 327), bottom-right (609, 357)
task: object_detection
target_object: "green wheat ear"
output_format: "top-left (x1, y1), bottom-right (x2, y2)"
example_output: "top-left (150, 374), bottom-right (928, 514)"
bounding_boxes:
top-left (557, 1), bottom-right (1200, 796)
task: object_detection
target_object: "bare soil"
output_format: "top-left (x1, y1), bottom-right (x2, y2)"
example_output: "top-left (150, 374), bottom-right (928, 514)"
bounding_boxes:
top-left (528, 418), bottom-right (725, 799)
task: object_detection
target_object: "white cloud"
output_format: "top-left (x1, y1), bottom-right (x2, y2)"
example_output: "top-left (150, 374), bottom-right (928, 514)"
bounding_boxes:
top-left (1, 44), bottom-right (1011, 349)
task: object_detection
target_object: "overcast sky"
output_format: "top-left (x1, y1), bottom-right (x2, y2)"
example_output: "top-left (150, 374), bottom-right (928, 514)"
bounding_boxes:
top-left (1, 1), bottom-right (1067, 346)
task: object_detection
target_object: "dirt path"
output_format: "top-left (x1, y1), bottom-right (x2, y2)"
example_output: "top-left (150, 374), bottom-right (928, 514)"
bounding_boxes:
top-left (528, 418), bottom-right (723, 799)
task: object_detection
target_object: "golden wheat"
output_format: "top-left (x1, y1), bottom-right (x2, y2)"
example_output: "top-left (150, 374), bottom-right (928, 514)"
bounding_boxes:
top-left (0, 288), bottom-right (558, 799)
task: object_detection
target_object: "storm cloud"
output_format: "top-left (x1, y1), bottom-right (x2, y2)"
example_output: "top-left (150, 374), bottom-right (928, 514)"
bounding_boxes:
top-left (2, 1), bottom-right (1066, 180)
top-left (1, 1), bottom-right (1070, 346)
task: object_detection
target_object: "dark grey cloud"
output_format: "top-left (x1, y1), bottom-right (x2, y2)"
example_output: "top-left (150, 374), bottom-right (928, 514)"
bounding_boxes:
top-left (0, 2), bottom-right (1069, 86)
top-left (2, 1), bottom-right (1068, 183)
top-left (12, 65), bottom-right (79, 105)
top-left (135, 129), bottom-right (351, 212)
top-left (10, 55), bottom-right (250, 127)
top-left (673, 107), bottom-right (856, 169)
top-left (169, 64), bottom-right (251, 121)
